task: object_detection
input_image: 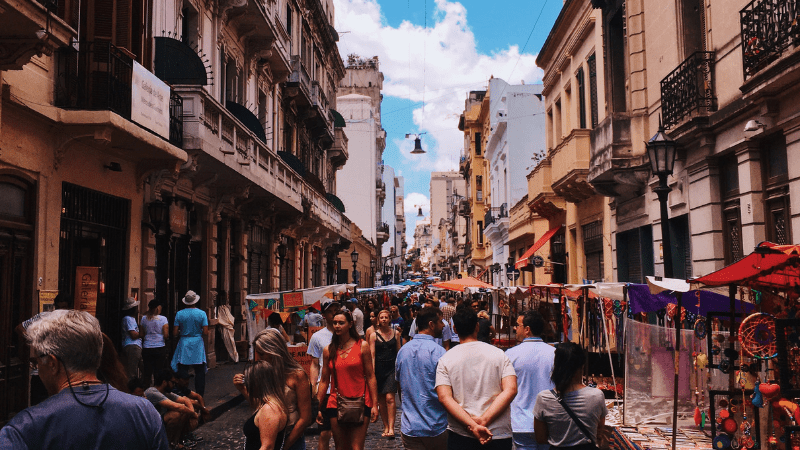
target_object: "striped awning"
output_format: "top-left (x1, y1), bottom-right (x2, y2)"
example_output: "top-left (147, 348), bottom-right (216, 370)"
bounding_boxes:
top-left (515, 225), bottom-right (562, 269)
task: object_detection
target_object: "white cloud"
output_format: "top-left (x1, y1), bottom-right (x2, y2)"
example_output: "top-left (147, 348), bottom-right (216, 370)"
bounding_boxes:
top-left (334, 0), bottom-right (543, 171)
top-left (404, 192), bottom-right (430, 215)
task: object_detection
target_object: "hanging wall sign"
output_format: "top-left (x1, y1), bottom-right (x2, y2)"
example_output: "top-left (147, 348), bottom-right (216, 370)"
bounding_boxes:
top-left (131, 61), bottom-right (170, 139)
top-left (75, 267), bottom-right (100, 317)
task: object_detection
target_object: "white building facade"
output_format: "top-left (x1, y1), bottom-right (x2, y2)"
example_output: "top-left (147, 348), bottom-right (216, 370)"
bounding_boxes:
top-left (483, 78), bottom-right (546, 286)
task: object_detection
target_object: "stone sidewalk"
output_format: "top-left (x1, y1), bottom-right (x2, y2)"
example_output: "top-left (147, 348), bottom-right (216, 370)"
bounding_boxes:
top-left (186, 361), bottom-right (247, 420)
top-left (193, 398), bottom-right (405, 449)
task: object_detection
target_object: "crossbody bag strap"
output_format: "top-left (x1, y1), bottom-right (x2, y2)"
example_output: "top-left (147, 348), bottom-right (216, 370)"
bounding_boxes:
top-left (550, 389), bottom-right (596, 445)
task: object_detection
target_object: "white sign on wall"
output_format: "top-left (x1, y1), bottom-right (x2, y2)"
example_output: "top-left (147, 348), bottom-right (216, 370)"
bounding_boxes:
top-left (131, 61), bottom-right (170, 139)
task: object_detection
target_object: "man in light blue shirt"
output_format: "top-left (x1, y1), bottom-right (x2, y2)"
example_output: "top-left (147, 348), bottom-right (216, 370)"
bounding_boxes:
top-left (396, 307), bottom-right (448, 449)
top-left (506, 310), bottom-right (555, 450)
top-left (303, 306), bottom-right (324, 327)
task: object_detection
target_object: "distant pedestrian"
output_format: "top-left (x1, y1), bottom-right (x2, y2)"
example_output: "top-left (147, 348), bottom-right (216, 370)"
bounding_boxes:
top-left (436, 307), bottom-right (517, 450)
top-left (395, 307), bottom-right (448, 450)
top-left (369, 309), bottom-right (402, 438)
top-left (0, 310), bottom-right (168, 449)
top-left (237, 328), bottom-right (313, 450)
top-left (241, 360), bottom-right (288, 450)
top-left (141, 300), bottom-right (169, 387)
top-left (534, 342), bottom-right (607, 449)
top-left (347, 298), bottom-right (365, 339)
top-left (365, 310), bottom-right (379, 343)
top-left (121, 296), bottom-right (143, 379)
top-left (171, 290), bottom-right (208, 396)
top-left (308, 301), bottom-right (341, 450)
top-left (440, 297), bottom-right (456, 322)
top-left (304, 306), bottom-right (324, 328)
top-left (316, 310), bottom-right (379, 450)
top-left (268, 312), bottom-right (292, 342)
top-left (506, 311), bottom-right (555, 450)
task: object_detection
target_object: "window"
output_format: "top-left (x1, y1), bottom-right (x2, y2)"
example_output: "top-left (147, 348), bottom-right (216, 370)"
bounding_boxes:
top-left (588, 54), bottom-right (599, 128)
top-left (286, 4), bottom-right (293, 36)
top-left (248, 224), bottom-right (271, 294)
top-left (576, 67), bottom-right (587, 129)
top-left (605, 4), bottom-right (627, 113)
top-left (475, 132), bottom-right (482, 156)
top-left (719, 153), bottom-right (743, 263)
top-left (583, 221), bottom-right (603, 282)
top-left (181, 3), bottom-right (199, 50)
top-left (616, 226), bottom-right (654, 283)
top-left (763, 134), bottom-right (790, 245)
top-left (554, 99), bottom-right (562, 144)
top-left (475, 175), bottom-right (483, 202)
top-left (477, 221), bottom-right (484, 244)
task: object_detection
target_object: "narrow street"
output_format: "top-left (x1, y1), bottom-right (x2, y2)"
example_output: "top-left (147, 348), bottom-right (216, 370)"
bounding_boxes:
top-left (194, 400), bottom-right (405, 449)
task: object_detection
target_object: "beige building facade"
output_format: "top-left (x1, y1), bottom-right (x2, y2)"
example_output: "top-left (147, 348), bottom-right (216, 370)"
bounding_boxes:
top-left (0, 0), bottom-right (355, 420)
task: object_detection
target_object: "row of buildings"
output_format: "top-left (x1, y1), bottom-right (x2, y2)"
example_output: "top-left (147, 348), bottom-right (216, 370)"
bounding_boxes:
top-left (445, 0), bottom-right (798, 289)
top-left (0, 0), bottom-right (401, 420)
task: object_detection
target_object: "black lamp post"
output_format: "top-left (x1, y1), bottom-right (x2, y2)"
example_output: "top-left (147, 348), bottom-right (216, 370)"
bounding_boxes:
top-left (646, 121), bottom-right (677, 279)
top-left (370, 259), bottom-right (376, 287)
top-left (351, 248), bottom-right (359, 285)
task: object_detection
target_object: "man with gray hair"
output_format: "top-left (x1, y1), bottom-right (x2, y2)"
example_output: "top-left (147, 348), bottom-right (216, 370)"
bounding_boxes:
top-left (0, 310), bottom-right (168, 449)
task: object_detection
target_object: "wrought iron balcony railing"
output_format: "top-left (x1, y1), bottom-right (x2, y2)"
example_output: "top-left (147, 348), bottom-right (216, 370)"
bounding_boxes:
top-left (660, 51), bottom-right (716, 129)
top-left (55, 41), bottom-right (183, 147)
top-left (55, 41), bottom-right (133, 118)
top-left (740, 0), bottom-right (799, 79)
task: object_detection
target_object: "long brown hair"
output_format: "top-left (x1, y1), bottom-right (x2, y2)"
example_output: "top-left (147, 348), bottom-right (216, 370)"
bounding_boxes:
top-left (328, 310), bottom-right (360, 366)
top-left (244, 360), bottom-right (287, 412)
top-left (98, 333), bottom-right (129, 392)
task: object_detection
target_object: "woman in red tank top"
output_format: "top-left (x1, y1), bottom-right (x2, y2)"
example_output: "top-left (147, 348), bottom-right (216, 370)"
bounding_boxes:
top-left (316, 310), bottom-right (379, 450)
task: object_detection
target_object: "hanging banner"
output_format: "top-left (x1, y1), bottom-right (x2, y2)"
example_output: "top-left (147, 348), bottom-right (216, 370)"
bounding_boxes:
top-left (75, 267), bottom-right (100, 317)
top-left (131, 61), bottom-right (170, 138)
top-left (282, 292), bottom-right (304, 308)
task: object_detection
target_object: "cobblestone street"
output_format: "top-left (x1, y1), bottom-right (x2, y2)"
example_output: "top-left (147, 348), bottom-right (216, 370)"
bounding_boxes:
top-left (194, 400), bottom-right (405, 449)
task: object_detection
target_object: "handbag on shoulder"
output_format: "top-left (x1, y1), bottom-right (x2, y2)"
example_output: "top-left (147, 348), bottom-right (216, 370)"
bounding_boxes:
top-left (333, 345), bottom-right (367, 424)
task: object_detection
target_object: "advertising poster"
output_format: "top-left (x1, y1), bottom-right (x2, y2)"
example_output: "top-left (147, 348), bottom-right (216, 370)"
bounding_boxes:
top-left (288, 345), bottom-right (312, 378)
top-left (38, 290), bottom-right (59, 313)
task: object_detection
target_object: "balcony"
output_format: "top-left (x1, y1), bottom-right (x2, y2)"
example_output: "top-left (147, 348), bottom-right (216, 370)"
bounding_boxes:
top-left (376, 222), bottom-right (390, 244)
top-left (458, 198), bottom-right (470, 217)
top-left (50, 41), bottom-right (185, 162)
top-left (286, 56), bottom-right (313, 107)
top-left (328, 128), bottom-right (349, 169)
top-left (550, 129), bottom-right (595, 203)
top-left (311, 81), bottom-right (333, 138)
top-left (527, 160), bottom-right (565, 220)
top-left (176, 84), bottom-right (351, 243)
top-left (0, 0), bottom-right (75, 70)
top-left (740, 0), bottom-right (800, 80)
top-left (661, 52), bottom-right (716, 129)
top-left (588, 115), bottom-right (649, 198)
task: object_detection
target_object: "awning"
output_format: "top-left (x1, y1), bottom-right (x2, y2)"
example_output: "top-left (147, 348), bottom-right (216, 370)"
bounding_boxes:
top-left (154, 37), bottom-right (208, 85)
top-left (691, 241), bottom-right (800, 290)
top-left (226, 101), bottom-right (267, 143)
top-left (515, 225), bottom-right (563, 269)
top-left (431, 277), bottom-right (495, 292)
top-left (331, 109), bottom-right (346, 128)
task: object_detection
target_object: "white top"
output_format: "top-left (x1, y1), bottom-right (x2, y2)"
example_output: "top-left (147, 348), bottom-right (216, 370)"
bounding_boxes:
top-left (140, 315), bottom-right (168, 348)
top-left (307, 327), bottom-right (333, 393)
top-left (352, 307), bottom-right (364, 336)
top-left (435, 341), bottom-right (516, 439)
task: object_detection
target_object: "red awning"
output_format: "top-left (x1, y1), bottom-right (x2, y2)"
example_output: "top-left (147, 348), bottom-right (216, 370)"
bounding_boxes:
top-left (692, 242), bottom-right (800, 290)
top-left (515, 225), bottom-right (563, 269)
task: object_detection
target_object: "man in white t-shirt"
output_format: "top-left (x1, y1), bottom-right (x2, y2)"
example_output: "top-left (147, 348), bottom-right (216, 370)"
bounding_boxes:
top-left (307, 301), bottom-right (341, 450)
top-left (346, 298), bottom-right (365, 338)
top-left (436, 308), bottom-right (517, 450)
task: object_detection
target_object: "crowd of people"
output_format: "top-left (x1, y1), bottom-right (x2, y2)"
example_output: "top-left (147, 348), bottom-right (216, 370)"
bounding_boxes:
top-left (0, 288), bottom-right (609, 450)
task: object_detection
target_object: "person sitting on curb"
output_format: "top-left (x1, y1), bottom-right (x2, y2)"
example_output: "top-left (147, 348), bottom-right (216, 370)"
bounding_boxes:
top-left (171, 369), bottom-right (211, 424)
top-left (145, 369), bottom-right (200, 449)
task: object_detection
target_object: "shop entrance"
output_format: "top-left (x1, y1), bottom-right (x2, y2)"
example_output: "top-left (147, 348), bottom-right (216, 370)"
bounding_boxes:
top-left (0, 176), bottom-right (34, 423)
top-left (59, 183), bottom-right (130, 349)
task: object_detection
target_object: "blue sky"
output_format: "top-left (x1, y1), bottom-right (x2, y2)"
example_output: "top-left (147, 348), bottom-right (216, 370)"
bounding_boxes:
top-left (333, 0), bottom-right (562, 245)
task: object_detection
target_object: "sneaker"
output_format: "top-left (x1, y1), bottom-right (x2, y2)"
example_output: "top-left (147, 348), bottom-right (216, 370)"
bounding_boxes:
top-left (184, 432), bottom-right (203, 442)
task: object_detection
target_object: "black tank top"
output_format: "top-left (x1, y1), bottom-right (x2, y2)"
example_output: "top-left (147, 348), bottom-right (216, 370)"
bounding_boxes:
top-left (375, 330), bottom-right (397, 362)
top-left (243, 406), bottom-right (286, 450)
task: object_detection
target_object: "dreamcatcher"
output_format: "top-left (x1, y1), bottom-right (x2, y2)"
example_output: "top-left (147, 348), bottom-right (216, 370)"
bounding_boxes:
top-left (739, 313), bottom-right (778, 360)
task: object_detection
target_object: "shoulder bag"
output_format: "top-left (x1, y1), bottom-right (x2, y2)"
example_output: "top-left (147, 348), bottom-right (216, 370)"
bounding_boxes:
top-left (550, 389), bottom-right (600, 450)
top-left (333, 341), bottom-right (367, 424)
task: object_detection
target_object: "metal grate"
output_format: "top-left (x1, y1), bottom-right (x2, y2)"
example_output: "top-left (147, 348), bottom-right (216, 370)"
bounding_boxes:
top-left (588, 54), bottom-right (599, 128)
top-left (740, 0), bottom-right (800, 79)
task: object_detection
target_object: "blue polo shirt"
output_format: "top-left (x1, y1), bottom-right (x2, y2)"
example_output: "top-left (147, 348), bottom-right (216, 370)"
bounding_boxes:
top-left (395, 334), bottom-right (448, 437)
top-left (505, 337), bottom-right (556, 433)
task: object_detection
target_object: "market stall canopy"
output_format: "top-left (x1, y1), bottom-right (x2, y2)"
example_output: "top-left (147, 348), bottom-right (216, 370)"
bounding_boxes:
top-left (691, 241), bottom-right (800, 290)
top-left (646, 276), bottom-right (690, 294)
top-left (357, 285), bottom-right (409, 293)
top-left (432, 276), bottom-right (496, 292)
top-left (626, 284), bottom-right (755, 316)
top-left (515, 225), bottom-right (563, 269)
top-left (398, 280), bottom-right (421, 286)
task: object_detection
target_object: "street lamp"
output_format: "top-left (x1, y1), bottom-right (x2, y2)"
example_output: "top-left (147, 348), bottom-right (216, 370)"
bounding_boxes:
top-left (351, 248), bottom-right (359, 284)
top-left (646, 119), bottom-right (677, 279)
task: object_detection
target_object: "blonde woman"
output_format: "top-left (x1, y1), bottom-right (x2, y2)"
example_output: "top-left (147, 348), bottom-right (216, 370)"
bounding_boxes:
top-left (242, 360), bottom-right (288, 450)
top-left (235, 328), bottom-right (313, 450)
